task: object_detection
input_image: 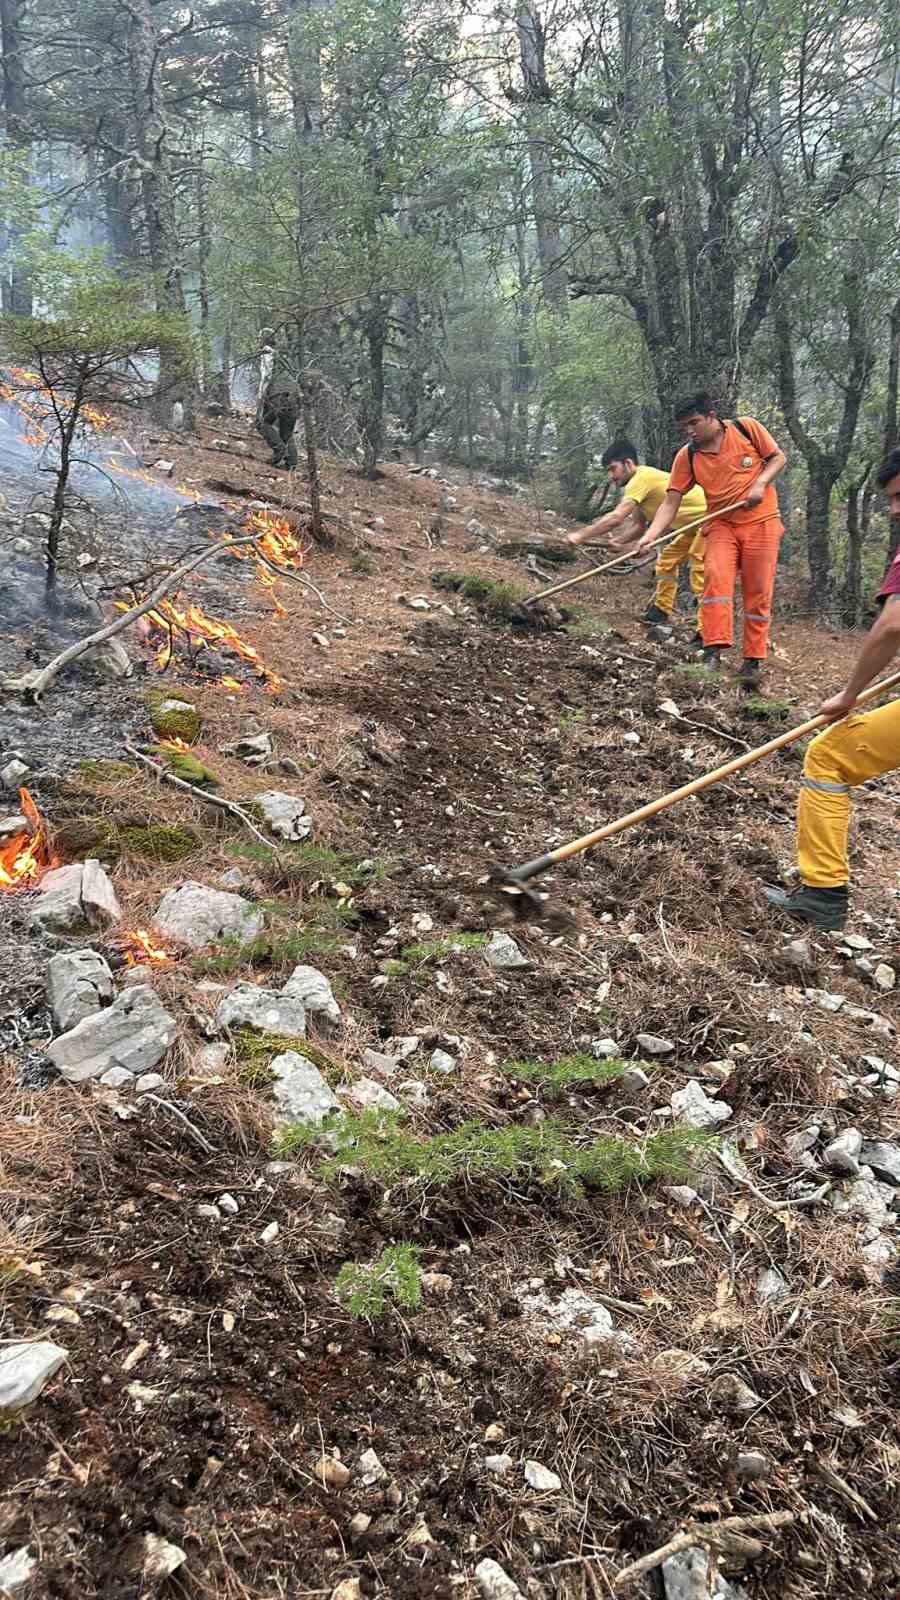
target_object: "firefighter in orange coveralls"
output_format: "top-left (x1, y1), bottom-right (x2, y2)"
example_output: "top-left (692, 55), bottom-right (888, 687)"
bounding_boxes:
top-left (763, 449), bottom-right (900, 932)
top-left (633, 392), bottom-right (787, 686)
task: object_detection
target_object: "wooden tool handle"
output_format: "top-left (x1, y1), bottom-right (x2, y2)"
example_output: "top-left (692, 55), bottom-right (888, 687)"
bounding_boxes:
top-left (544, 667), bottom-right (900, 870)
top-left (522, 500), bottom-right (748, 608)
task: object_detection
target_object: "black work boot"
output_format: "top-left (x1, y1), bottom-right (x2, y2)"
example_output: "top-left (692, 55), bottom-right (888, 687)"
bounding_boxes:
top-left (763, 883), bottom-right (849, 932)
top-left (701, 644), bottom-right (723, 667)
top-left (738, 657), bottom-right (763, 688)
top-left (642, 603), bottom-right (671, 625)
top-left (688, 631), bottom-right (703, 649)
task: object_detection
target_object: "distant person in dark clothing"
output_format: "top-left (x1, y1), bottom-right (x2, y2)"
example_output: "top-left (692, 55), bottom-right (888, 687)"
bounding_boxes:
top-left (255, 342), bottom-right (300, 469)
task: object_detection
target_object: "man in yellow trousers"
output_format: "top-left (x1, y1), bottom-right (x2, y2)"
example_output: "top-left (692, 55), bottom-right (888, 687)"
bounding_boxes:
top-left (765, 449), bottom-right (900, 932)
top-left (566, 440), bottom-right (707, 640)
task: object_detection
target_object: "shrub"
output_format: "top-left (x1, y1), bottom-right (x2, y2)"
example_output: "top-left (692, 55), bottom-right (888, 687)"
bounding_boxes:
top-left (335, 1243), bottom-right (422, 1319)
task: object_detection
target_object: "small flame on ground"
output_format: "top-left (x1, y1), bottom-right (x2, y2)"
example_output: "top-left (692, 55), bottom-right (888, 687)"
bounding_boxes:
top-left (123, 929), bottom-right (171, 966)
top-left (0, 789), bottom-right (55, 890)
top-left (221, 676), bottom-right (244, 693)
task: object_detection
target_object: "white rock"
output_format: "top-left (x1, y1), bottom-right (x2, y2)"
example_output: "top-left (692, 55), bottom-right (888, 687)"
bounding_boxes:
top-left (664, 1185), bottom-right (701, 1208)
top-left (358, 1447), bottom-right (387, 1485)
top-left (31, 860), bottom-right (121, 933)
top-left (197, 1205), bottom-right (220, 1220)
top-left (785, 938), bottom-right (815, 970)
top-left (429, 1048), bottom-right (456, 1073)
top-left (483, 931), bottom-right (533, 971)
top-left (786, 1125), bottom-right (820, 1158)
top-left (411, 912), bottom-right (434, 933)
top-left (0, 1341), bottom-right (67, 1414)
top-left (832, 1177), bottom-right (893, 1227)
top-left (662, 1546), bottom-right (731, 1600)
top-left (622, 731), bottom-right (641, 746)
top-left (47, 949), bottom-right (114, 1032)
top-left (362, 1048), bottom-right (399, 1079)
top-left (312, 632), bottom-right (329, 649)
top-left (843, 933), bottom-right (873, 951)
top-left (621, 1066), bottom-right (650, 1094)
top-left (484, 1453), bottom-right (514, 1476)
top-left (658, 700), bottom-right (680, 717)
top-left (216, 983), bottom-right (307, 1038)
top-left (475, 1558), bottom-right (525, 1600)
top-left (824, 1128), bottom-right (862, 1175)
top-left (331, 1579), bottom-right (361, 1600)
top-left (0, 1547), bottom-right (36, 1592)
top-left (805, 987), bottom-right (845, 1013)
top-left (99, 1066), bottom-right (134, 1089)
top-left (385, 1035), bottom-right (420, 1060)
top-left (637, 1033), bottom-right (675, 1055)
top-left (860, 1141), bottom-right (900, 1185)
top-left (756, 1267), bottom-right (788, 1304)
top-left (281, 964), bottom-right (341, 1028)
top-left (271, 1051), bottom-right (339, 1126)
top-left (342, 1077), bottom-right (400, 1113)
top-left (736, 1450), bottom-right (770, 1481)
top-left (652, 1349), bottom-right (710, 1380)
top-left (874, 963), bottom-right (896, 992)
top-left (859, 1234), bottom-right (897, 1278)
top-left (399, 1080), bottom-right (430, 1109)
top-left (316, 1454), bottom-right (351, 1489)
top-left (591, 1037), bottom-right (620, 1059)
top-left (196, 1042), bottom-right (230, 1072)
top-left (153, 882), bottom-right (263, 950)
top-left (671, 1080), bottom-right (732, 1129)
top-left (260, 1221), bottom-right (279, 1244)
top-left (523, 1459), bottom-right (561, 1493)
top-left (47, 986), bottom-right (176, 1083)
top-left (218, 1193), bottom-right (239, 1215)
top-left (136, 1072), bottom-right (165, 1094)
top-left (142, 1533), bottom-right (186, 1580)
top-left (257, 791), bottom-right (312, 841)
top-left (1, 758), bottom-right (29, 789)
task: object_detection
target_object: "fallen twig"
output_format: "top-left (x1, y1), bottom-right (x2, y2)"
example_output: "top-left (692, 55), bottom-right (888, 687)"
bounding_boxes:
top-left (2, 531), bottom-right (267, 702)
top-left (717, 1146), bottom-right (830, 1212)
top-left (254, 549), bottom-right (353, 625)
top-left (613, 1510), bottom-right (795, 1590)
top-left (669, 712), bottom-right (751, 752)
top-left (813, 1459), bottom-right (877, 1521)
top-left (142, 1094), bottom-right (217, 1156)
top-left (123, 741), bottom-right (276, 854)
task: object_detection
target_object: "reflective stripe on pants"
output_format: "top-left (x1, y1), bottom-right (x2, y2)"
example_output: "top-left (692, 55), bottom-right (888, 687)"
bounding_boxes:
top-left (654, 527), bottom-right (705, 620)
top-left (700, 516), bottom-right (783, 657)
top-left (797, 698), bottom-right (900, 886)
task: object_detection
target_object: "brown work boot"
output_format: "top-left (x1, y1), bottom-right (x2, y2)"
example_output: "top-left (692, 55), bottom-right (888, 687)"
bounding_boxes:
top-left (738, 657), bottom-right (763, 688)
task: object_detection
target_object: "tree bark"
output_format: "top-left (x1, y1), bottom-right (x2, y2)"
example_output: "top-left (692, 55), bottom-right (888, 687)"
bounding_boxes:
top-left (123, 0), bottom-right (193, 421)
top-left (516, 3), bottom-right (589, 513)
top-left (842, 463), bottom-right (872, 626)
top-left (884, 295), bottom-right (900, 563)
top-left (360, 303), bottom-right (386, 478)
top-left (0, 0), bottom-right (32, 316)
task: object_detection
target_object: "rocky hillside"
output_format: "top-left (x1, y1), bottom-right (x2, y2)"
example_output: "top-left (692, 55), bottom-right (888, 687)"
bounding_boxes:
top-left (1, 413), bottom-right (899, 1600)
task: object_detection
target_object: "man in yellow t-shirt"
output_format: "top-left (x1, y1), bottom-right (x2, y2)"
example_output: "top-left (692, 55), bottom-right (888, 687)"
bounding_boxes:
top-left (567, 438), bottom-right (707, 637)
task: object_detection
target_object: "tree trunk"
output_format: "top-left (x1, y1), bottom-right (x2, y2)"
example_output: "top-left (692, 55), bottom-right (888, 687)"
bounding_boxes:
top-left (124, 0), bottom-right (193, 420)
top-left (884, 295), bottom-right (900, 563)
top-left (0, 0), bottom-right (32, 316)
top-left (842, 464), bottom-right (871, 626)
top-left (281, 0), bottom-right (326, 144)
top-left (195, 150), bottom-right (213, 394)
top-left (805, 473), bottom-right (835, 615)
top-left (360, 306), bottom-right (386, 478)
top-left (516, 3), bottom-right (588, 514)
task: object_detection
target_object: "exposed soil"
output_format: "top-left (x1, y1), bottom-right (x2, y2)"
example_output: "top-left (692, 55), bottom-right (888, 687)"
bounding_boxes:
top-left (1, 408), bottom-right (900, 1600)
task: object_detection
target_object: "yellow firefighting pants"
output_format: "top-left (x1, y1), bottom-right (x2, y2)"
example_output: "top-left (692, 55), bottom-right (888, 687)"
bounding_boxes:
top-left (798, 698), bottom-right (900, 886)
top-left (654, 527), bottom-right (705, 620)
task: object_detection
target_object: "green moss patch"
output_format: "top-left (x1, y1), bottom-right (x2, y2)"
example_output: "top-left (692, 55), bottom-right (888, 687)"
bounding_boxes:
top-left (155, 747), bottom-right (220, 787)
top-left (741, 695), bottom-right (792, 722)
top-left (77, 759), bottom-right (137, 785)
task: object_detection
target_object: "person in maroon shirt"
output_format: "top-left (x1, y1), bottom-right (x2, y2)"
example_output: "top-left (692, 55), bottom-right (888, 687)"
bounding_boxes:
top-left (765, 448), bottom-right (900, 930)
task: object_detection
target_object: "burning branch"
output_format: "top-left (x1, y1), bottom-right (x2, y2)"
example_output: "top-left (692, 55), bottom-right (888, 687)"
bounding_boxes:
top-left (2, 530), bottom-right (272, 702)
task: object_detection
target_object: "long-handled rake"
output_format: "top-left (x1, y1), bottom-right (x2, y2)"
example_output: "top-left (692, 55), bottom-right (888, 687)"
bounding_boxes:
top-left (488, 668), bottom-right (900, 918)
top-left (522, 500), bottom-right (748, 609)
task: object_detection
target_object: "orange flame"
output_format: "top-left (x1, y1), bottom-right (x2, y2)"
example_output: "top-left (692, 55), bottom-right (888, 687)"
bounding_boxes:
top-left (0, 789), bottom-right (55, 890)
top-left (123, 929), bottom-right (171, 966)
top-left (143, 595), bottom-right (282, 692)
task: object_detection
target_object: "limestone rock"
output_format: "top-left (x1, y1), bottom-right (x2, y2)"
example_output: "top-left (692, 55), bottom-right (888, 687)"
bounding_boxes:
top-left (152, 882), bottom-right (263, 950)
top-left (756, 1267), bottom-right (788, 1304)
top-left (358, 1448), bottom-right (387, 1485)
top-left (475, 1558), bottom-right (526, 1600)
top-left (485, 1453), bottom-right (514, 1476)
top-left (362, 1048), bottom-right (400, 1079)
top-left (0, 1548), bottom-right (37, 1593)
top-left (524, 1460), bottom-right (561, 1493)
top-left (483, 931), bottom-right (533, 971)
top-left (823, 1128), bottom-right (862, 1175)
top-left (671, 1080), bottom-right (732, 1128)
top-left (429, 1047), bottom-right (455, 1073)
top-left (281, 964), bottom-right (341, 1028)
top-left (0, 1340), bottom-right (68, 1414)
top-left (216, 983), bottom-right (307, 1038)
top-left (257, 790), bottom-right (312, 841)
top-left (736, 1450), bottom-right (770, 1481)
top-left (709, 1372), bottom-right (761, 1413)
top-left (142, 1534), bottom-right (186, 1580)
top-left (47, 985), bottom-right (176, 1083)
top-left (47, 949), bottom-right (114, 1032)
top-left (31, 860), bottom-right (121, 933)
top-left (591, 1037), bottom-right (620, 1059)
top-left (271, 1051), bottom-right (339, 1126)
top-left (874, 963), bottom-right (895, 992)
top-left (637, 1033), bottom-right (675, 1055)
top-left (784, 938), bottom-right (815, 971)
top-left (100, 1066), bottom-right (134, 1088)
top-left (860, 1141), bottom-right (900, 1185)
top-left (341, 1077), bottom-right (400, 1113)
top-left (832, 1177), bottom-right (893, 1227)
top-left (621, 1065), bottom-right (650, 1094)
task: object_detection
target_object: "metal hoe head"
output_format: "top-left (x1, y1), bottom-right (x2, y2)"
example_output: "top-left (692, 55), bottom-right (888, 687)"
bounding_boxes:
top-left (484, 863), bottom-right (571, 926)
